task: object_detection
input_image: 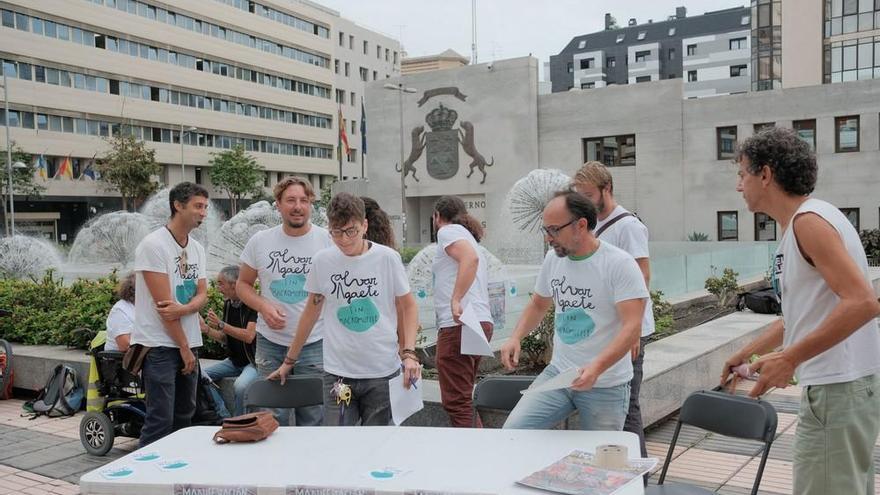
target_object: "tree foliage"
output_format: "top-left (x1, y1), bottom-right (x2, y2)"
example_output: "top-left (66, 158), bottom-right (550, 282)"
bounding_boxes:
top-left (97, 130), bottom-right (161, 211)
top-left (208, 145), bottom-right (264, 216)
top-left (1, 142), bottom-right (44, 235)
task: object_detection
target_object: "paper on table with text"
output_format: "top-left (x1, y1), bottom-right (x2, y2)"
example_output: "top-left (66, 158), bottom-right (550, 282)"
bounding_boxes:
top-left (520, 368), bottom-right (580, 395)
top-left (389, 373), bottom-right (424, 425)
top-left (459, 302), bottom-right (492, 356)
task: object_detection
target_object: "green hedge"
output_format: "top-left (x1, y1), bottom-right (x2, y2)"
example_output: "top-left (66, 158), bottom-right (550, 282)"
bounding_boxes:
top-left (0, 271), bottom-right (226, 359)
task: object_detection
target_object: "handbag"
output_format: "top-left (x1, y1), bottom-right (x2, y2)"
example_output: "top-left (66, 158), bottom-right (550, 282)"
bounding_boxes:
top-left (212, 411), bottom-right (279, 444)
top-left (121, 344), bottom-right (150, 375)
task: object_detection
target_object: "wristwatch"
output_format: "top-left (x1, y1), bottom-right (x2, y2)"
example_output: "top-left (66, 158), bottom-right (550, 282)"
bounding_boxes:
top-left (218, 321), bottom-right (225, 331)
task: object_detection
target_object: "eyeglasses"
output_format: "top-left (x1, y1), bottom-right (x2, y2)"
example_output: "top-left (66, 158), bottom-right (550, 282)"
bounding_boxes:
top-left (329, 226), bottom-right (361, 239)
top-left (540, 218), bottom-right (577, 238)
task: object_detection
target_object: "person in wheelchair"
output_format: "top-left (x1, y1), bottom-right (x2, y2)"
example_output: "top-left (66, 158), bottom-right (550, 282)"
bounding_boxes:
top-left (105, 272), bottom-right (136, 352)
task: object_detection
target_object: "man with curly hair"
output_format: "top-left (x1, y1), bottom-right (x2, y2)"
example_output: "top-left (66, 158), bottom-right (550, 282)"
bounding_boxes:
top-left (721, 127), bottom-right (880, 495)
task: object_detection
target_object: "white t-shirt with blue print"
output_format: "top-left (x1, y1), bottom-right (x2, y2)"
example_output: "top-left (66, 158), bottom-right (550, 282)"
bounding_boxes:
top-left (132, 227), bottom-right (206, 348)
top-left (305, 242), bottom-right (411, 379)
top-left (534, 241), bottom-right (649, 388)
top-left (239, 224), bottom-right (333, 347)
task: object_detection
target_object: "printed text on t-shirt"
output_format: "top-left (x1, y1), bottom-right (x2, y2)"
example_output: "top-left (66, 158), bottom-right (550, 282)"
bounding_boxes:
top-left (550, 276), bottom-right (597, 312)
top-left (266, 249), bottom-right (312, 276)
top-left (330, 271), bottom-right (379, 304)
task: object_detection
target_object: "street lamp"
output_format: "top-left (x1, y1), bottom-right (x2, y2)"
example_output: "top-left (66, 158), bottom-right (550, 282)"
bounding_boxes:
top-left (2, 72), bottom-right (28, 236)
top-left (179, 125), bottom-right (198, 181)
top-left (383, 82), bottom-right (417, 247)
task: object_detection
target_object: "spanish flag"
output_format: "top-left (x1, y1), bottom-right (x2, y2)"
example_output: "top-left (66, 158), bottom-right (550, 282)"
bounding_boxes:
top-left (55, 155), bottom-right (73, 180)
top-left (338, 105), bottom-right (351, 158)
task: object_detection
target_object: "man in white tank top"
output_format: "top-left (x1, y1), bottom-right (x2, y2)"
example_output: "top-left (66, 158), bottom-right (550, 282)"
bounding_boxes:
top-left (721, 127), bottom-right (880, 495)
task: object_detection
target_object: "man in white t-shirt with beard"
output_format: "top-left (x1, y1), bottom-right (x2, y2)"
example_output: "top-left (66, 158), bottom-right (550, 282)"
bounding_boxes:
top-left (237, 176), bottom-right (332, 426)
top-left (501, 190), bottom-right (648, 431)
top-left (132, 182), bottom-right (209, 447)
top-left (572, 161), bottom-right (653, 463)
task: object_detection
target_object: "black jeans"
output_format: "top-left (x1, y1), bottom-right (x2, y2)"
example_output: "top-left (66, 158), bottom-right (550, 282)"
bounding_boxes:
top-left (624, 336), bottom-right (649, 459)
top-left (139, 346), bottom-right (199, 448)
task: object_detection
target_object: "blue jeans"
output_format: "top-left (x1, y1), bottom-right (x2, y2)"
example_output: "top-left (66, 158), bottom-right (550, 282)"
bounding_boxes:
top-left (205, 359), bottom-right (259, 417)
top-left (254, 334), bottom-right (323, 426)
top-left (139, 347), bottom-right (199, 448)
top-left (503, 363), bottom-right (630, 431)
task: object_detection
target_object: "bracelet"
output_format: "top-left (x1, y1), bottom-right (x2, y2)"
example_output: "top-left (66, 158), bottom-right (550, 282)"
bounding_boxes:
top-left (400, 349), bottom-right (420, 363)
top-left (283, 355), bottom-right (297, 366)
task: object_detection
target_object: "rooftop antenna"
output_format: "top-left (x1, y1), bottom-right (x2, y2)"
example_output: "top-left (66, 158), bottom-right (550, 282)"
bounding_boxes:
top-left (471, 0), bottom-right (478, 64)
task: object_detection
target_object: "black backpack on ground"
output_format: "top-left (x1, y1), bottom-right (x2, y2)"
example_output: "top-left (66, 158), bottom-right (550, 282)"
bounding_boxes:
top-left (736, 288), bottom-right (781, 315)
top-left (192, 366), bottom-right (223, 426)
top-left (23, 364), bottom-right (84, 418)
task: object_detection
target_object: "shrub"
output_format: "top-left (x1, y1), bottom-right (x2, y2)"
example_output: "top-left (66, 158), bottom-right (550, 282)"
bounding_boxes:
top-left (399, 246), bottom-right (420, 264)
top-left (0, 272), bottom-right (227, 359)
top-left (705, 266), bottom-right (740, 308)
top-left (651, 290), bottom-right (674, 335)
top-left (520, 307), bottom-right (554, 369)
top-left (860, 229), bottom-right (880, 264)
top-left (688, 231), bottom-right (709, 241)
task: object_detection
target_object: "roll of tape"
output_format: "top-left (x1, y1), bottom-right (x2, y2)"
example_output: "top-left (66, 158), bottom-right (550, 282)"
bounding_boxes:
top-left (595, 444), bottom-right (628, 470)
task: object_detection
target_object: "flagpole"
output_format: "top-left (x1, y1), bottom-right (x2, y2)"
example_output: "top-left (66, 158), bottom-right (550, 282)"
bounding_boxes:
top-left (360, 96), bottom-right (366, 179)
top-left (337, 105), bottom-right (343, 180)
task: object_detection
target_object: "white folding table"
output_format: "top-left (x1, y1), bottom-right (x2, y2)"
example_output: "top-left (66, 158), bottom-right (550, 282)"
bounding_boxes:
top-left (79, 426), bottom-right (644, 495)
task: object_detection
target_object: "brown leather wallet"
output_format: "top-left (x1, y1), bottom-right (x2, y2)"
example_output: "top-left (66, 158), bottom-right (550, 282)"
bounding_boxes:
top-left (121, 343), bottom-right (150, 375)
top-left (212, 411), bottom-right (279, 444)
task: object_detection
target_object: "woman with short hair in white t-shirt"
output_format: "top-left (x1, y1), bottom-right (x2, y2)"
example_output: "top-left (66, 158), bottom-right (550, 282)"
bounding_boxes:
top-left (105, 271), bottom-right (136, 352)
top-left (431, 196), bottom-right (494, 427)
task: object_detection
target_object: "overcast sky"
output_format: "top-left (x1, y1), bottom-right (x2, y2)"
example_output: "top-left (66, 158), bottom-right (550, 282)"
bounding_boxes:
top-left (317, 0), bottom-right (747, 78)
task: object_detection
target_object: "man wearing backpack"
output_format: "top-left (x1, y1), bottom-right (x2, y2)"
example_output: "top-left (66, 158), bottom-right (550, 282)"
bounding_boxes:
top-left (572, 161), bottom-right (653, 464)
top-left (721, 128), bottom-right (880, 495)
top-left (132, 182), bottom-right (209, 447)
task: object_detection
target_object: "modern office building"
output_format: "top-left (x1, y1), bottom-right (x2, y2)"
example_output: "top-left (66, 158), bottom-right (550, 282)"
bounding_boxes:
top-left (0, 0), bottom-right (399, 240)
top-left (401, 49), bottom-right (469, 75)
top-left (549, 6), bottom-right (753, 98)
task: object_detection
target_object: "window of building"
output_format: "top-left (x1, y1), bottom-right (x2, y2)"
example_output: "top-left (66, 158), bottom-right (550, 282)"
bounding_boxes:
top-left (606, 57), bottom-right (616, 68)
top-left (377, 45), bottom-right (381, 59)
top-left (580, 82), bottom-right (595, 89)
top-left (334, 59), bottom-right (339, 74)
top-left (350, 91), bottom-right (355, 106)
top-left (194, 167), bottom-right (202, 184)
top-left (393, 51), bottom-right (398, 64)
top-left (385, 48), bottom-right (389, 61)
top-left (755, 212), bottom-right (777, 240)
top-left (637, 31), bottom-right (646, 40)
top-left (338, 31), bottom-right (344, 46)
top-left (344, 62), bottom-right (350, 76)
top-left (687, 70), bottom-right (697, 82)
top-left (668, 48), bottom-right (676, 60)
top-left (717, 211), bottom-right (739, 241)
top-left (577, 40), bottom-right (586, 49)
top-left (636, 76), bottom-right (651, 83)
top-left (730, 64), bottom-right (748, 77)
top-left (687, 44), bottom-right (696, 56)
top-left (351, 119), bottom-right (357, 135)
top-left (363, 40), bottom-right (368, 54)
top-left (754, 122), bottom-right (775, 133)
top-left (635, 50), bottom-right (650, 62)
top-left (582, 134), bottom-right (637, 167)
top-left (580, 58), bottom-right (594, 69)
top-left (835, 115), bottom-right (860, 152)
top-left (349, 35), bottom-right (353, 49)
top-left (717, 126), bottom-right (737, 160)
top-left (372, 70), bottom-right (377, 80)
top-left (616, 34), bottom-right (625, 43)
top-left (567, 62), bottom-right (573, 73)
top-left (359, 67), bottom-right (368, 82)
top-left (840, 207), bottom-right (860, 230)
top-left (668, 27), bottom-right (676, 36)
top-left (741, 15), bottom-right (751, 25)
top-left (792, 119), bottom-right (817, 151)
top-left (729, 37), bottom-right (747, 50)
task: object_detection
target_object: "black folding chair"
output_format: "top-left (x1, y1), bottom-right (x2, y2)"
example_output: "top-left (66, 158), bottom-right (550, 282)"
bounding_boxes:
top-left (649, 389), bottom-right (778, 495)
top-left (243, 377), bottom-right (323, 413)
top-left (471, 375), bottom-right (535, 427)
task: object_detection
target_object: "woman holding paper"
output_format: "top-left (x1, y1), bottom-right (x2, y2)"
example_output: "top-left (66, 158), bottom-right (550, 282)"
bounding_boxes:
top-left (432, 196), bottom-right (494, 427)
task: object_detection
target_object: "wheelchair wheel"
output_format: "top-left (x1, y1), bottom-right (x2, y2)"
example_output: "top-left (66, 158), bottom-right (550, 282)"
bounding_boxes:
top-left (0, 339), bottom-right (12, 400)
top-left (80, 411), bottom-right (115, 456)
